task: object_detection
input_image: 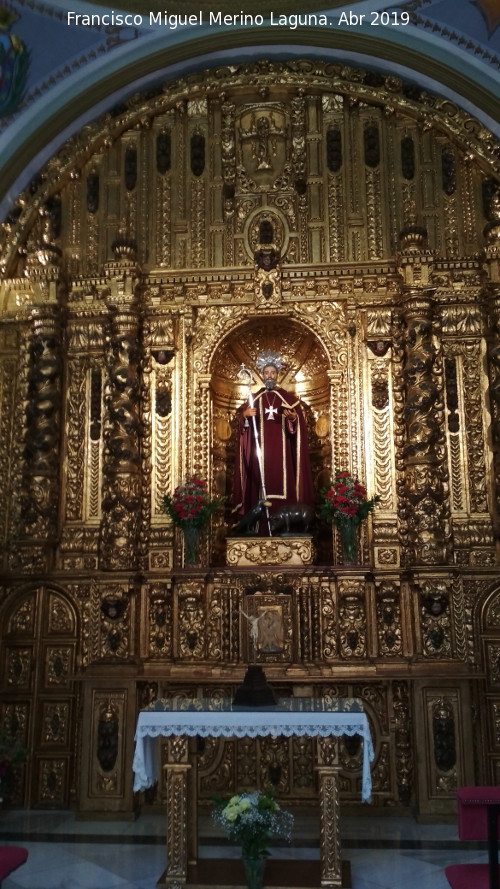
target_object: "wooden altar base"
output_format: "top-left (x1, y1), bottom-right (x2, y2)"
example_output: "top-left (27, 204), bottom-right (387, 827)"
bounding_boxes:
top-left (157, 859), bottom-right (351, 888)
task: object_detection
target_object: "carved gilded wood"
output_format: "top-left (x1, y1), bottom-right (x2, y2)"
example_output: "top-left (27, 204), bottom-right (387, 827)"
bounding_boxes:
top-left (0, 59), bottom-right (499, 817)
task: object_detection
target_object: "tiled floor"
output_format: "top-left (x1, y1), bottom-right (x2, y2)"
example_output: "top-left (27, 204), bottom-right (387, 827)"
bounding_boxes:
top-left (0, 808), bottom-right (488, 889)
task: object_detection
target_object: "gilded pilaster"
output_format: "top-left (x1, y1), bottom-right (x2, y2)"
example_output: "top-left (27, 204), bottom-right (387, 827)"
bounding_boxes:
top-left (365, 308), bottom-right (399, 567)
top-left (160, 737), bottom-right (190, 888)
top-left (291, 92), bottom-right (308, 263)
top-left (316, 736), bottom-right (342, 888)
top-left (488, 288), bottom-right (500, 539)
top-left (392, 680), bottom-right (413, 804)
top-left (221, 98), bottom-right (236, 265)
top-left (194, 373), bottom-right (211, 483)
top-left (483, 195), bottom-right (500, 542)
top-left (322, 93), bottom-right (345, 263)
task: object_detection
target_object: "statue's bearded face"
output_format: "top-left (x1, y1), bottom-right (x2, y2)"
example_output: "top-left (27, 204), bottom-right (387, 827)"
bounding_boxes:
top-left (263, 364), bottom-right (278, 390)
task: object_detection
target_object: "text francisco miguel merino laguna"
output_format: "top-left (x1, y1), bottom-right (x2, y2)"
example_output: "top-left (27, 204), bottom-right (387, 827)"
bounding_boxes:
top-left (67, 10), bottom-right (340, 28)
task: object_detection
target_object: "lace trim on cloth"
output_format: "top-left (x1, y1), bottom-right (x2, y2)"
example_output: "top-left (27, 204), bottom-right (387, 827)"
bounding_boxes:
top-left (133, 698), bottom-right (374, 802)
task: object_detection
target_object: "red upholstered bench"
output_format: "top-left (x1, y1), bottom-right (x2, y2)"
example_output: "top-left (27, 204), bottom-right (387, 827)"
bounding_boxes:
top-left (445, 787), bottom-right (500, 889)
top-left (0, 846), bottom-right (28, 886)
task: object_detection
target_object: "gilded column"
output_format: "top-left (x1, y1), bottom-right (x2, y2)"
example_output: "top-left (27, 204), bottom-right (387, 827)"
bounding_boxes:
top-left (22, 305), bottom-right (62, 538)
top-left (10, 207), bottom-right (64, 568)
top-left (100, 240), bottom-right (142, 570)
top-left (396, 230), bottom-right (449, 564)
top-left (12, 257), bottom-right (63, 578)
top-left (483, 191), bottom-right (500, 545)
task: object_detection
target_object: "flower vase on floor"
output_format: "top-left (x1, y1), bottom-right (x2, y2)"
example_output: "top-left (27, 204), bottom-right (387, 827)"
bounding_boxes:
top-left (183, 523), bottom-right (199, 566)
top-left (339, 520), bottom-right (358, 564)
top-left (242, 856), bottom-right (266, 889)
top-left (212, 789), bottom-right (293, 889)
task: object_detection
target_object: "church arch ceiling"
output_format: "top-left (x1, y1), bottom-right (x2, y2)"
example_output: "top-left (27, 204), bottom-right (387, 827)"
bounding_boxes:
top-left (1, 0), bottom-right (500, 218)
top-left (0, 58), bottom-right (499, 290)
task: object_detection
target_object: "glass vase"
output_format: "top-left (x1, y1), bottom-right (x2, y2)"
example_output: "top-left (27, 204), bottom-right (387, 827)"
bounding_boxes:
top-left (339, 520), bottom-right (358, 564)
top-left (183, 524), bottom-right (200, 566)
top-left (242, 857), bottom-right (266, 889)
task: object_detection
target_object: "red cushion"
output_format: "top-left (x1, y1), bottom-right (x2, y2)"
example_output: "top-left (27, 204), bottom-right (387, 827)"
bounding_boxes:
top-left (0, 846), bottom-right (28, 881)
top-left (445, 864), bottom-right (500, 889)
top-left (457, 787), bottom-right (500, 840)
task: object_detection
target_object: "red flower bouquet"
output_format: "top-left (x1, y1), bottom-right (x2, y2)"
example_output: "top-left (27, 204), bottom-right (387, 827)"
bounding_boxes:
top-left (163, 476), bottom-right (223, 530)
top-left (320, 472), bottom-right (380, 527)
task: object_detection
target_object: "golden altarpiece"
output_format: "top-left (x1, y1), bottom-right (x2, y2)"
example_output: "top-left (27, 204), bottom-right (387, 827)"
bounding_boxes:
top-left (0, 61), bottom-right (499, 820)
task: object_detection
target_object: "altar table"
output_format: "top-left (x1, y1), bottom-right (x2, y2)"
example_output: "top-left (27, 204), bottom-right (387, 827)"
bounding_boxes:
top-left (133, 697), bottom-right (374, 889)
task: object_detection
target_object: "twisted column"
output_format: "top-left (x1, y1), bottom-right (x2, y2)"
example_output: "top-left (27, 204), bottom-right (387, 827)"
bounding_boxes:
top-left (21, 308), bottom-right (62, 545)
top-left (100, 311), bottom-right (142, 570)
top-left (398, 291), bottom-right (449, 564)
top-left (100, 241), bottom-right (142, 570)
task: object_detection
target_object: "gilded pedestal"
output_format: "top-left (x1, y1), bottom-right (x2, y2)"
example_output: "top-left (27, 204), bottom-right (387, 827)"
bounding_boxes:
top-left (226, 536), bottom-right (314, 567)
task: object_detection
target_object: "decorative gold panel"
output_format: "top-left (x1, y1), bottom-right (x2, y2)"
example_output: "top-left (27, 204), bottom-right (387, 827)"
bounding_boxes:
top-left (226, 536), bottom-right (314, 567)
top-left (416, 686), bottom-right (473, 808)
top-left (43, 646), bottom-right (75, 688)
top-left (36, 757), bottom-right (68, 806)
top-left (7, 597), bottom-right (35, 635)
top-left (5, 646), bottom-right (33, 691)
top-left (88, 692), bottom-right (127, 799)
top-left (40, 702), bottom-right (70, 746)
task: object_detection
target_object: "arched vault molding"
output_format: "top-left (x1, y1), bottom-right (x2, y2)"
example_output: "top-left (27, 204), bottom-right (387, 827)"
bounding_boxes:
top-left (196, 305), bottom-right (346, 382)
top-left (2, 16), bottom-right (500, 218)
top-left (1, 58), bottom-right (500, 279)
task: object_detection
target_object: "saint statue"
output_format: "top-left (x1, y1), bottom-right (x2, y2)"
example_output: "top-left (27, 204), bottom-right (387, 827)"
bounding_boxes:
top-left (232, 350), bottom-right (314, 531)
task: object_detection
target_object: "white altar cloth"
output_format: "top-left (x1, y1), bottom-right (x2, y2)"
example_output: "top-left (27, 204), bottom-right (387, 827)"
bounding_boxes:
top-left (133, 697), bottom-right (374, 801)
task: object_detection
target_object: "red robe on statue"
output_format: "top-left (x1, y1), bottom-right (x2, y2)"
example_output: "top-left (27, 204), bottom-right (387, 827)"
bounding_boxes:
top-left (232, 386), bottom-right (315, 523)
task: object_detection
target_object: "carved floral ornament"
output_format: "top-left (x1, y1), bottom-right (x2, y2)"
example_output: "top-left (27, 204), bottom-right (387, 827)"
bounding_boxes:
top-left (1, 60), bottom-right (500, 278)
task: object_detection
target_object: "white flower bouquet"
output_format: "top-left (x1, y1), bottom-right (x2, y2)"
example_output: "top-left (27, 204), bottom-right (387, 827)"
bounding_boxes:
top-left (212, 788), bottom-right (293, 859)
